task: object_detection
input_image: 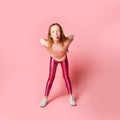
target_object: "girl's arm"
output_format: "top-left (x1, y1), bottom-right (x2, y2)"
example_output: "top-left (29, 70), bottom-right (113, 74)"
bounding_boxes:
top-left (39, 38), bottom-right (48, 48)
top-left (64, 34), bottom-right (74, 47)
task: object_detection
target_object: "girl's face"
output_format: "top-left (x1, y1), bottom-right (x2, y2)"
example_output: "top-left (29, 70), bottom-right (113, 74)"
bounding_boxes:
top-left (50, 25), bottom-right (61, 42)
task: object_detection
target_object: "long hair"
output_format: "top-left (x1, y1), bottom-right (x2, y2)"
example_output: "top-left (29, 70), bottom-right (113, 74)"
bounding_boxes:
top-left (47, 23), bottom-right (68, 48)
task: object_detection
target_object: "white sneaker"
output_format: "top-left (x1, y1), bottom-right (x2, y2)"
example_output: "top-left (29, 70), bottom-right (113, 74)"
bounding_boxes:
top-left (40, 97), bottom-right (48, 107)
top-left (69, 96), bottom-right (76, 106)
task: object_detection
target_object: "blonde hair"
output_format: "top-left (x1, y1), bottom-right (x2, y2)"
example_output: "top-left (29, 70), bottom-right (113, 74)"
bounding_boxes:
top-left (47, 23), bottom-right (68, 48)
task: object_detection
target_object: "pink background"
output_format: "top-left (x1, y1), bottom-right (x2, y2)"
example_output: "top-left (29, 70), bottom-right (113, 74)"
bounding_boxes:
top-left (0, 0), bottom-right (120, 120)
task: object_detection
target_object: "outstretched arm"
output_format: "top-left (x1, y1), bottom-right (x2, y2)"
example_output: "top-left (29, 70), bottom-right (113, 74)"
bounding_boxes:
top-left (39, 38), bottom-right (48, 48)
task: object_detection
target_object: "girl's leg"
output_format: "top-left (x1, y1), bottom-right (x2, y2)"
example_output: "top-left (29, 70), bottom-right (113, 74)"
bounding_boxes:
top-left (45, 57), bottom-right (58, 96)
top-left (60, 57), bottom-right (72, 94)
top-left (61, 57), bottom-right (76, 106)
top-left (40, 57), bottom-right (58, 107)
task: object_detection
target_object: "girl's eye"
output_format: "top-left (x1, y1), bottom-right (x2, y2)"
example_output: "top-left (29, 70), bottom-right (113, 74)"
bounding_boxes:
top-left (51, 31), bottom-right (60, 33)
top-left (51, 31), bottom-right (55, 33)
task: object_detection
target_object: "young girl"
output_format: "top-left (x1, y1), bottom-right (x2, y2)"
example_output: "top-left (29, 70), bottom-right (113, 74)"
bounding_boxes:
top-left (39, 23), bottom-right (76, 107)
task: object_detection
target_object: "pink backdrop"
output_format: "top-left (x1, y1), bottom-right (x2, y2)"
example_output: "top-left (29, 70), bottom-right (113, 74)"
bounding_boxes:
top-left (0, 0), bottom-right (120, 120)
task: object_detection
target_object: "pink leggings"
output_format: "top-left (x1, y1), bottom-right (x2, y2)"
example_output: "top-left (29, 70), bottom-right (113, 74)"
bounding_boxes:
top-left (45, 56), bottom-right (72, 96)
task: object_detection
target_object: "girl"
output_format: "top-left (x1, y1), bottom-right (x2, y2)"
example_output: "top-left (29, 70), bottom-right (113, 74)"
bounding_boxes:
top-left (39, 23), bottom-right (76, 107)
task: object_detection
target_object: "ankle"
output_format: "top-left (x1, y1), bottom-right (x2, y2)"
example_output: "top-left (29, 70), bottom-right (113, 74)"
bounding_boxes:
top-left (69, 94), bottom-right (74, 97)
top-left (44, 96), bottom-right (48, 99)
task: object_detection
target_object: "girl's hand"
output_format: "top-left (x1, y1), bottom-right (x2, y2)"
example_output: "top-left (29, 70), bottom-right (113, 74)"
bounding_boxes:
top-left (68, 34), bottom-right (74, 40)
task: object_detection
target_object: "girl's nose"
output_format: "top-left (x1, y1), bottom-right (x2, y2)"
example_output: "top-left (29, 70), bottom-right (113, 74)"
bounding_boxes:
top-left (55, 31), bottom-right (58, 34)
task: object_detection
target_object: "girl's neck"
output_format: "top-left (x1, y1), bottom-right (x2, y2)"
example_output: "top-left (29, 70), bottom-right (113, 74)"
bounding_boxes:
top-left (53, 40), bottom-right (60, 45)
